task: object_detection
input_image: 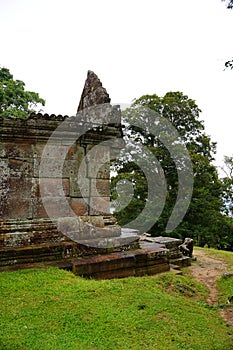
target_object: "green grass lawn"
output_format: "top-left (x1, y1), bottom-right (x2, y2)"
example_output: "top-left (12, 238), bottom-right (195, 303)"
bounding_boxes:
top-left (202, 248), bottom-right (233, 305)
top-left (0, 264), bottom-right (232, 350)
top-left (202, 248), bottom-right (233, 270)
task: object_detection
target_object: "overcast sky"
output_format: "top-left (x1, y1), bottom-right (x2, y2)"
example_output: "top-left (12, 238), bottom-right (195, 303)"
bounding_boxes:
top-left (1, 0), bottom-right (233, 170)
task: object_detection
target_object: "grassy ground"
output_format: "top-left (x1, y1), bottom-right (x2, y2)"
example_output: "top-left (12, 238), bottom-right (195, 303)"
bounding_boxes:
top-left (202, 248), bottom-right (233, 269)
top-left (203, 248), bottom-right (233, 305)
top-left (0, 263), bottom-right (232, 350)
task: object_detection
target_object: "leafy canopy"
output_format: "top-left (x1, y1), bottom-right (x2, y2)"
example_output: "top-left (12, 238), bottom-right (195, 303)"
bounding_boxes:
top-left (221, 155), bottom-right (233, 217)
top-left (221, 0), bottom-right (233, 69)
top-left (111, 92), bottom-right (233, 249)
top-left (222, 0), bottom-right (233, 9)
top-left (0, 66), bottom-right (45, 118)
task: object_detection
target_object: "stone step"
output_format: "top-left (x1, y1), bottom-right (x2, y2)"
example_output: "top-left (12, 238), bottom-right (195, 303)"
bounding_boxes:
top-left (169, 268), bottom-right (183, 275)
top-left (0, 242), bottom-right (78, 267)
top-left (0, 218), bottom-right (65, 247)
top-left (0, 235), bottom-right (142, 268)
top-left (0, 246), bottom-right (170, 279)
top-left (169, 263), bottom-right (181, 271)
top-left (69, 247), bottom-right (170, 279)
top-left (169, 263), bottom-right (182, 275)
top-left (139, 236), bottom-right (183, 260)
top-left (77, 235), bottom-right (140, 250)
top-left (170, 256), bottom-right (191, 267)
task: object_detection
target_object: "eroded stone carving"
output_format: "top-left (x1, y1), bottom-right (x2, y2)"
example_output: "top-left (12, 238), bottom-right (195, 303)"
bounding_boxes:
top-left (77, 70), bottom-right (111, 112)
top-left (179, 237), bottom-right (194, 258)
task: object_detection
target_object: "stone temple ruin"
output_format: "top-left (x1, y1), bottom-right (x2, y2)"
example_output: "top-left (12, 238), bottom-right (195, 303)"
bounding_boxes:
top-left (0, 71), bottom-right (191, 278)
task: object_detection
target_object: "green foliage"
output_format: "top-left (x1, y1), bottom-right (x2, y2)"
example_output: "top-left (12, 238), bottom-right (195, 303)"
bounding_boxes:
top-left (222, 0), bottom-right (233, 9)
top-left (221, 156), bottom-right (233, 216)
top-left (112, 92), bottom-right (231, 248)
top-left (0, 66), bottom-right (45, 118)
top-left (225, 59), bottom-right (233, 69)
top-left (221, 1), bottom-right (233, 68)
top-left (217, 273), bottom-right (233, 305)
top-left (0, 268), bottom-right (232, 350)
top-left (217, 156), bottom-right (233, 251)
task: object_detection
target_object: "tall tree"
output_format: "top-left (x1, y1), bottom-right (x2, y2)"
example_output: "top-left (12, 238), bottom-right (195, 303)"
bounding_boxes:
top-left (221, 155), bottom-right (233, 216)
top-left (222, 0), bottom-right (233, 9)
top-left (221, 0), bottom-right (233, 69)
top-left (218, 156), bottom-right (233, 251)
top-left (0, 66), bottom-right (45, 118)
top-left (111, 92), bottom-right (230, 248)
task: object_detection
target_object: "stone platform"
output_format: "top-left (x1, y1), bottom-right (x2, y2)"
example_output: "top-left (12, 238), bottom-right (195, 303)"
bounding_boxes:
top-left (0, 243), bottom-right (170, 279)
top-left (0, 225), bottom-right (140, 268)
top-left (0, 235), bottom-right (190, 279)
top-left (60, 245), bottom-right (170, 279)
top-left (139, 235), bottom-right (191, 267)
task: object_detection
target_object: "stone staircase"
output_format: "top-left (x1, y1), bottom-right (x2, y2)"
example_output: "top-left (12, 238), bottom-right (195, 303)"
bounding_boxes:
top-left (139, 235), bottom-right (191, 276)
top-left (0, 228), bottom-right (191, 279)
top-left (0, 242), bottom-right (170, 278)
top-left (169, 263), bottom-right (183, 275)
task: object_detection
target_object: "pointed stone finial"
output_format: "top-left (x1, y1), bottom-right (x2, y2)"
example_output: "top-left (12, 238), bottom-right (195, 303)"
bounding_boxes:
top-left (77, 70), bottom-right (111, 112)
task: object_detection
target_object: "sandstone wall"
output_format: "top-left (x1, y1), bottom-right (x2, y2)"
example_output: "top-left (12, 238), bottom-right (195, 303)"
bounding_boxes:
top-left (0, 106), bottom-right (122, 248)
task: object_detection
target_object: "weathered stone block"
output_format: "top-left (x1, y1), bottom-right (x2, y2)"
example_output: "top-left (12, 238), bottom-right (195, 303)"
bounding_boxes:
top-left (40, 145), bottom-right (70, 159)
top-left (0, 218), bottom-right (67, 248)
top-left (80, 216), bottom-right (105, 228)
top-left (135, 263), bottom-right (170, 276)
top-left (86, 145), bottom-right (110, 163)
top-left (57, 217), bottom-right (82, 237)
top-left (36, 178), bottom-right (70, 197)
top-left (8, 159), bottom-right (33, 178)
top-left (8, 177), bottom-right (32, 198)
top-left (90, 179), bottom-right (110, 197)
top-left (69, 176), bottom-right (90, 197)
top-left (34, 158), bottom-right (80, 179)
top-left (63, 160), bottom-right (80, 178)
top-left (31, 197), bottom-right (71, 218)
top-left (34, 158), bottom-right (61, 178)
top-left (87, 162), bottom-right (110, 179)
top-left (70, 198), bottom-right (89, 216)
top-left (3, 143), bottom-right (33, 159)
top-left (67, 145), bottom-right (85, 161)
top-left (0, 143), bottom-right (5, 158)
top-left (1, 198), bottom-right (31, 219)
top-left (89, 197), bottom-right (110, 215)
top-left (32, 143), bottom-right (45, 158)
top-left (0, 177), bottom-right (33, 219)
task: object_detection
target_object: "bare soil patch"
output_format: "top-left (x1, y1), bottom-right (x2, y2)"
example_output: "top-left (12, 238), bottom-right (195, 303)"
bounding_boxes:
top-left (189, 249), bottom-right (233, 328)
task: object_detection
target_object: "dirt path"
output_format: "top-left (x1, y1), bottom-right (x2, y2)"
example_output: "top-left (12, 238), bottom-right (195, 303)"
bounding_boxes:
top-left (189, 248), bottom-right (233, 328)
